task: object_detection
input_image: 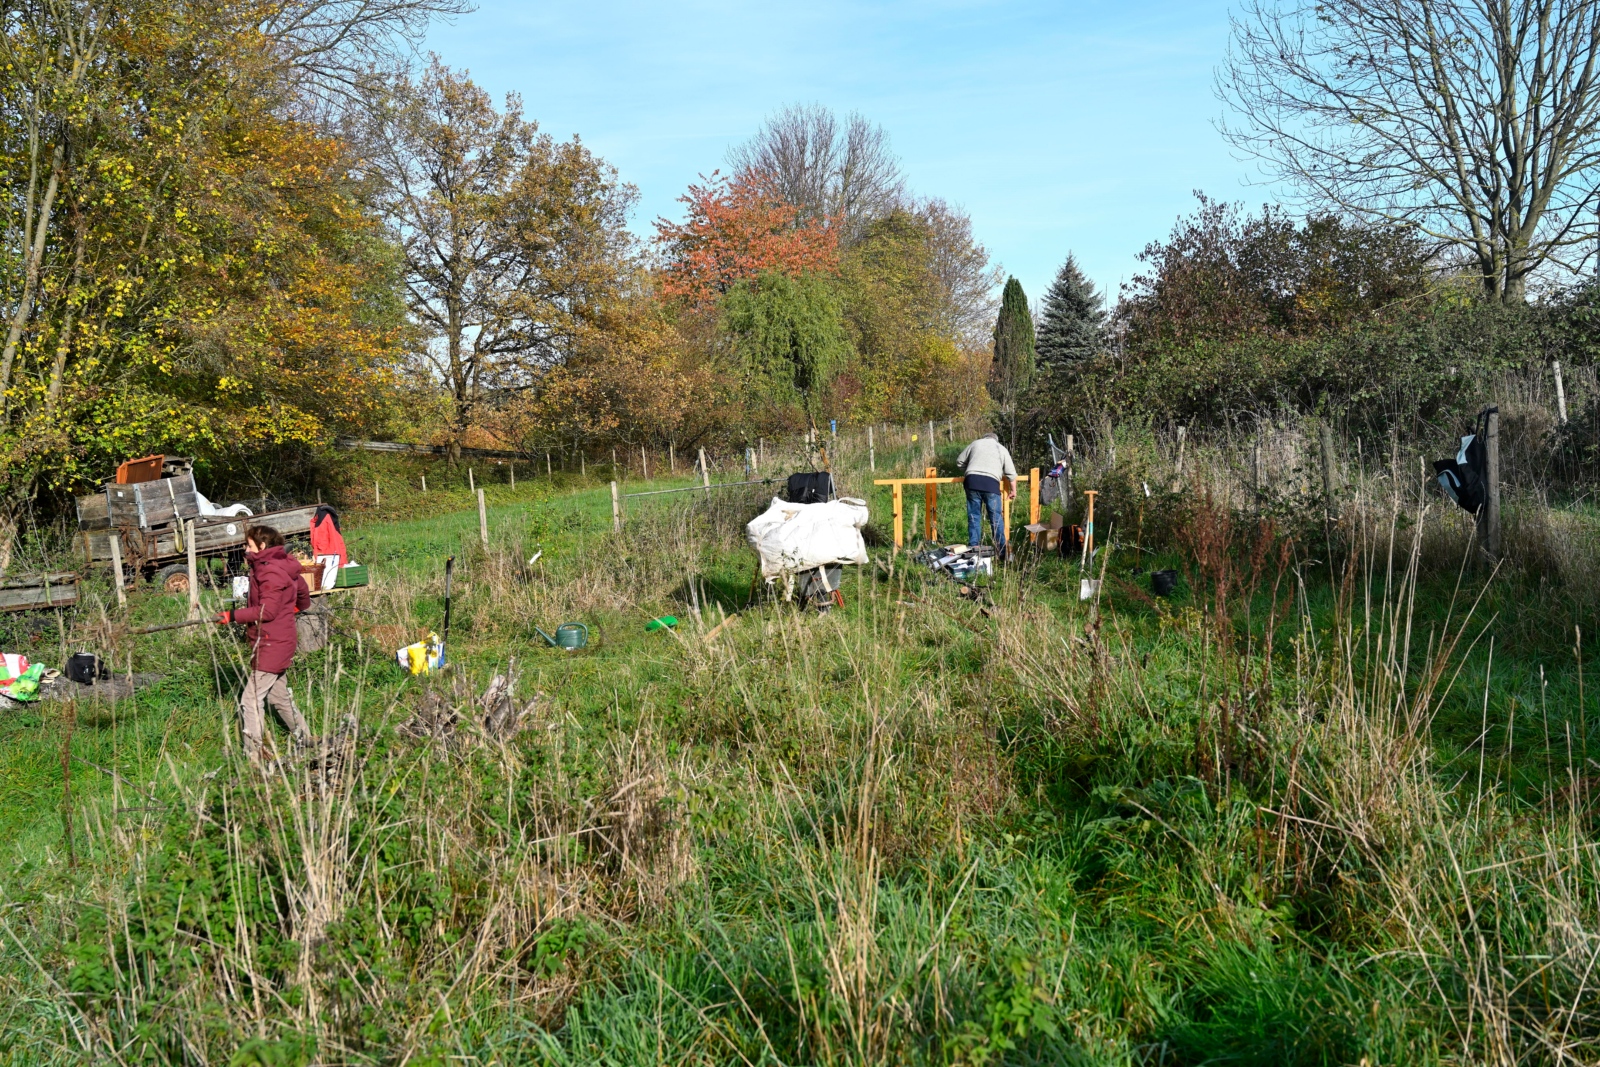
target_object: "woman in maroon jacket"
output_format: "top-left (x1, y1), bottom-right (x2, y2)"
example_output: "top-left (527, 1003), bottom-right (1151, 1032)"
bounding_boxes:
top-left (215, 525), bottom-right (313, 761)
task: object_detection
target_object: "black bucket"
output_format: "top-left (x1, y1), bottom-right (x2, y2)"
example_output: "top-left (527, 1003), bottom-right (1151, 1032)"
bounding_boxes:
top-left (1151, 570), bottom-right (1178, 597)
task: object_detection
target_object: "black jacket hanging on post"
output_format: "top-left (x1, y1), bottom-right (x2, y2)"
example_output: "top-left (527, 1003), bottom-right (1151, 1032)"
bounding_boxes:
top-left (1433, 407), bottom-right (1494, 514)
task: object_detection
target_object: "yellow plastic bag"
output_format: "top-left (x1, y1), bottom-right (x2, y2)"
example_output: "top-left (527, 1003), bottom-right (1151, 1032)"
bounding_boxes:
top-left (396, 632), bottom-right (444, 675)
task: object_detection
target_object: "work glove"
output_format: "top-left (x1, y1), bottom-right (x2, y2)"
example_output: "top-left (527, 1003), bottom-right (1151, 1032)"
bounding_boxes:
top-left (213, 610), bottom-right (233, 625)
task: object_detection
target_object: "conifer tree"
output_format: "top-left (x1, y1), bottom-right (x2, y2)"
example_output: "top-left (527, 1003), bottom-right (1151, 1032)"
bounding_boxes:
top-left (1035, 254), bottom-right (1105, 369)
top-left (989, 277), bottom-right (1035, 433)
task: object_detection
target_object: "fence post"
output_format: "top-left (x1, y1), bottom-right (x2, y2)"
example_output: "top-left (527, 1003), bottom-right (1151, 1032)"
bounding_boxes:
top-left (1029, 467), bottom-right (1041, 527)
top-left (611, 480), bottom-right (622, 532)
top-left (477, 489), bottom-right (489, 547)
top-left (422, 474), bottom-right (428, 494)
top-left (892, 484), bottom-right (904, 550)
top-left (1318, 422), bottom-right (1339, 514)
top-left (669, 442), bottom-right (676, 472)
top-left (927, 420), bottom-right (935, 460)
top-left (641, 446), bottom-right (648, 480)
top-left (546, 453), bottom-right (552, 477)
top-left (468, 467), bottom-right (475, 493)
top-left (108, 533), bottom-right (127, 608)
top-left (698, 448), bottom-right (710, 493)
top-left (1554, 361), bottom-right (1569, 424)
top-left (510, 462), bottom-right (515, 489)
top-left (924, 466), bottom-right (938, 542)
top-left (1482, 407), bottom-right (1501, 561)
top-left (185, 520), bottom-right (201, 620)
top-left (867, 425), bottom-right (875, 471)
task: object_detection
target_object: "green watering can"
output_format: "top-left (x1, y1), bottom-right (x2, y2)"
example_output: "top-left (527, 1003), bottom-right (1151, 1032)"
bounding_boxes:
top-left (535, 622), bottom-right (589, 651)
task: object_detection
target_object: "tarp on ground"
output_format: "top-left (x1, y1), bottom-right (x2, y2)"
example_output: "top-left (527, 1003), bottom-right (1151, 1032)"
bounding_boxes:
top-left (746, 497), bottom-right (870, 578)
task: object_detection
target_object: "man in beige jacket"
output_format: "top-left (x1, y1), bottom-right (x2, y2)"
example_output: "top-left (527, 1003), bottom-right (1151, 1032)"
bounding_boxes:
top-left (956, 432), bottom-right (1017, 553)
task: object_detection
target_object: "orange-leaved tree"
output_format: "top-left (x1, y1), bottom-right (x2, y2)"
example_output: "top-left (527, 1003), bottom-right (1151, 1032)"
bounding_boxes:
top-left (653, 169), bottom-right (840, 309)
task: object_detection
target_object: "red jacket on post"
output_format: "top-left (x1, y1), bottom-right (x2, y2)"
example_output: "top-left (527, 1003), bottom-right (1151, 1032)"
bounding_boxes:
top-left (232, 545), bottom-right (310, 673)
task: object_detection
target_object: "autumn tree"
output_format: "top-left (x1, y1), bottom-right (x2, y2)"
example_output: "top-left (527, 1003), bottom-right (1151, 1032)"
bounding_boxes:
top-left (361, 60), bottom-right (636, 459)
top-left (1118, 195), bottom-right (1432, 350)
top-left (0, 0), bottom-right (424, 509)
top-left (653, 169), bottom-right (838, 309)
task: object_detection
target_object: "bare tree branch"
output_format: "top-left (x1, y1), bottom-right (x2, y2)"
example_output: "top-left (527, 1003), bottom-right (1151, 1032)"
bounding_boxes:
top-left (1219, 0), bottom-right (1600, 301)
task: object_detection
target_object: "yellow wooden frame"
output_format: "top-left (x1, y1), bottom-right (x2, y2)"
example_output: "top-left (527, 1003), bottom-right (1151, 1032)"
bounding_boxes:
top-left (873, 467), bottom-right (1040, 549)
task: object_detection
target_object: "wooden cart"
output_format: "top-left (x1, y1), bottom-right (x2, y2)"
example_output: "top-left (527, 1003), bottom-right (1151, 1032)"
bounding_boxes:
top-left (76, 471), bottom-right (317, 594)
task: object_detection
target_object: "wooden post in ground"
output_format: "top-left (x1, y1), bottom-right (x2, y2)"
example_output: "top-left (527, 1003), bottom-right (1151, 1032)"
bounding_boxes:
top-left (546, 453), bottom-right (552, 477)
top-left (375, 479), bottom-right (381, 507)
top-left (924, 467), bottom-right (938, 542)
top-left (669, 442), bottom-right (675, 472)
top-left (1555, 361), bottom-right (1569, 424)
top-left (185, 520), bottom-right (201, 620)
top-left (422, 474), bottom-right (428, 494)
top-left (468, 467), bottom-right (475, 493)
top-left (1318, 422), bottom-right (1339, 514)
top-left (477, 489), bottom-right (488, 547)
top-left (510, 462), bottom-right (515, 489)
top-left (1029, 467), bottom-right (1041, 526)
top-left (892, 484), bottom-right (904, 551)
top-left (868, 426), bottom-right (875, 471)
top-left (610, 481), bottom-right (621, 532)
top-left (1482, 407), bottom-right (1501, 561)
top-left (1174, 427), bottom-right (1186, 475)
top-left (1081, 490), bottom-right (1098, 568)
top-left (698, 448), bottom-right (710, 493)
top-left (641, 446), bottom-right (648, 480)
top-left (108, 533), bottom-right (127, 607)
top-left (581, 452), bottom-right (586, 477)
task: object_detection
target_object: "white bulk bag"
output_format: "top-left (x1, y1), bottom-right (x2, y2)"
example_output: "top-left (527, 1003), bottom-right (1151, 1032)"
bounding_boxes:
top-left (745, 497), bottom-right (870, 578)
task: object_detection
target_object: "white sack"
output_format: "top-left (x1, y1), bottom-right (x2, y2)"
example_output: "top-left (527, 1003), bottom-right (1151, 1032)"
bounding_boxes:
top-left (194, 488), bottom-right (253, 518)
top-left (746, 496), bottom-right (870, 578)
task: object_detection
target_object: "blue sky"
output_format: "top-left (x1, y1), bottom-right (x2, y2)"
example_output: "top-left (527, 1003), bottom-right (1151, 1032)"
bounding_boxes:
top-left (425, 0), bottom-right (1284, 307)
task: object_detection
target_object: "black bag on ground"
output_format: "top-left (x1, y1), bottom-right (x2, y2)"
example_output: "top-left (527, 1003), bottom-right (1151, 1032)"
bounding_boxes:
top-left (785, 471), bottom-right (835, 504)
top-left (1433, 407), bottom-right (1494, 514)
top-left (66, 652), bottom-right (105, 685)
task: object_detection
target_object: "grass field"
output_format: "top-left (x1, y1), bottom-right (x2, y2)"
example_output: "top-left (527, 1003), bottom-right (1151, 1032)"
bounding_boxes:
top-left (0, 435), bottom-right (1596, 1065)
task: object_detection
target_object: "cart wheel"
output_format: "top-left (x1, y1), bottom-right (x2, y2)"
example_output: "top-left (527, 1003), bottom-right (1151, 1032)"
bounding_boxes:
top-left (154, 563), bottom-right (190, 595)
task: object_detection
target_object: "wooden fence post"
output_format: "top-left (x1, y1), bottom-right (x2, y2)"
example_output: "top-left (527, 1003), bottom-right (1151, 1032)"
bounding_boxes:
top-left (867, 425), bottom-right (875, 471)
top-left (641, 446), bottom-right (648, 480)
top-left (1482, 407), bottom-right (1501, 561)
top-left (1555, 361), bottom-right (1569, 424)
top-left (610, 481), bottom-right (622, 532)
top-left (1318, 422), bottom-right (1339, 514)
top-left (892, 484), bottom-right (904, 550)
top-left (477, 489), bottom-right (488, 547)
top-left (1029, 467), bottom-right (1041, 526)
top-left (669, 442), bottom-right (675, 472)
top-left (546, 453), bottom-right (552, 477)
top-left (468, 467), bottom-right (475, 493)
top-left (510, 462), bottom-right (515, 489)
top-left (185, 520), bottom-right (201, 620)
top-left (1174, 427), bottom-right (1185, 476)
top-left (924, 467), bottom-right (938, 542)
top-left (698, 448), bottom-right (710, 493)
top-left (375, 479), bottom-right (380, 507)
top-left (108, 533), bottom-right (127, 608)
top-left (421, 474), bottom-right (427, 494)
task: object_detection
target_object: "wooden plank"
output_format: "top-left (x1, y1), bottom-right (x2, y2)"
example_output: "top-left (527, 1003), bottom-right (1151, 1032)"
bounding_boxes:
top-left (105, 484), bottom-right (139, 526)
top-left (0, 574), bottom-right (79, 612)
top-left (76, 493), bottom-right (110, 531)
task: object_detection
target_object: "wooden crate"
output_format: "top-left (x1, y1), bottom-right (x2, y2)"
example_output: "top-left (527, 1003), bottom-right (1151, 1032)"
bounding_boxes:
top-left (0, 572), bottom-right (78, 613)
top-left (77, 473), bottom-right (200, 531)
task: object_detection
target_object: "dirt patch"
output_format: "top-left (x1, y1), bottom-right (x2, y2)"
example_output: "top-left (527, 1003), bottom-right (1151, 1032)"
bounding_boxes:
top-left (36, 672), bottom-right (166, 703)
